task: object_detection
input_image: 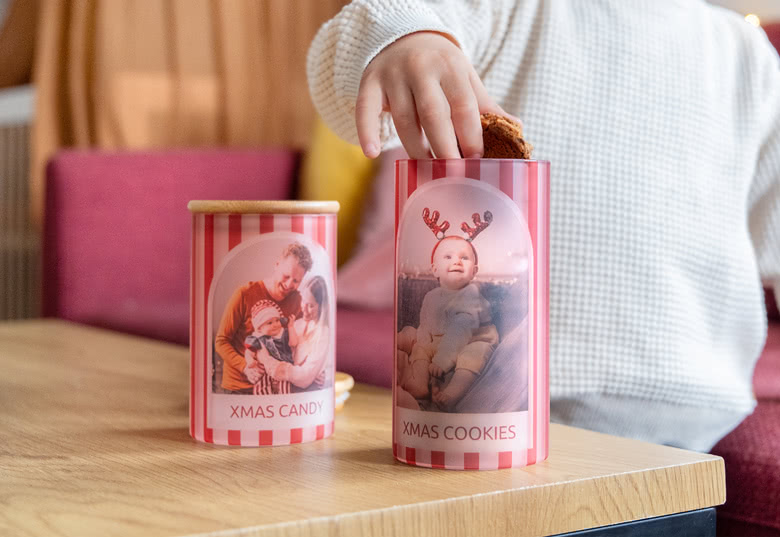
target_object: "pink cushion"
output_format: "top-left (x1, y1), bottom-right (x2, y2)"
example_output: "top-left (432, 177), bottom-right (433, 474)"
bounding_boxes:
top-left (43, 149), bottom-right (298, 344)
top-left (711, 399), bottom-right (780, 533)
top-left (754, 322), bottom-right (780, 400)
top-left (336, 306), bottom-right (393, 387)
top-left (717, 517), bottom-right (780, 537)
top-left (765, 22), bottom-right (780, 52)
top-left (712, 321), bottom-right (780, 536)
top-left (338, 147), bottom-right (405, 310)
top-left (767, 288), bottom-right (779, 321)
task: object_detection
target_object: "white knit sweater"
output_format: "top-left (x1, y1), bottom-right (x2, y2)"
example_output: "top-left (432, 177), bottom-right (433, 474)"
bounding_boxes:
top-left (307, 0), bottom-right (780, 450)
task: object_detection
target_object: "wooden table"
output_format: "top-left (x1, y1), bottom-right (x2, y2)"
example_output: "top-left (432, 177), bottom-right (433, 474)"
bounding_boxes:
top-left (0, 320), bottom-right (725, 537)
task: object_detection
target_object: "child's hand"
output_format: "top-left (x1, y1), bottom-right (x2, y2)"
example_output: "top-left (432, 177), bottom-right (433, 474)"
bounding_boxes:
top-left (429, 362), bottom-right (444, 378)
top-left (243, 363), bottom-right (262, 384)
top-left (357, 31), bottom-right (512, 160)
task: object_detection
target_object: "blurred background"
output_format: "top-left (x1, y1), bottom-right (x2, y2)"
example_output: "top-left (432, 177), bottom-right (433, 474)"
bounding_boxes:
top-left (0, 0), bottom-right (778, 325)
top-left (0, 0), bottom-right (356, 324)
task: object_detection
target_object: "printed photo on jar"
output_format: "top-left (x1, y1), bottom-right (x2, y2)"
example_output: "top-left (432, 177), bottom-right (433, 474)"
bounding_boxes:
top-left (396, 177), bottom-right (532, 415)
top-left (211, 238), bottom-right (335, 398)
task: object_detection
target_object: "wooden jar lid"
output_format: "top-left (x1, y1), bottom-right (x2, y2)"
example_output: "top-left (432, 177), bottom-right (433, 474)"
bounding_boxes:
top-left (187, 200), bottom-right (340, 214)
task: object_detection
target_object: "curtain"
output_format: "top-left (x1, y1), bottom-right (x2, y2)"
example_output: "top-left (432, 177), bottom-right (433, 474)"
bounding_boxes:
top-left (32, 0), bottom-right (347, 226)
top-left (0, 0), bottom-right (38, 88)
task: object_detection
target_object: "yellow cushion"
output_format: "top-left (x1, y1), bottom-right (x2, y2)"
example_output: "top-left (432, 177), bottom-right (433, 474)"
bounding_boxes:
top-left (299, 118), bottom-right (376, 265)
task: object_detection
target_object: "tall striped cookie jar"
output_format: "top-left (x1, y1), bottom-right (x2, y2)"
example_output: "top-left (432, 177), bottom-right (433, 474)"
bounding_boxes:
top-left (188, 201), bottom-right (339, 446)
top-left (394, 159), bottom-right (549, 469)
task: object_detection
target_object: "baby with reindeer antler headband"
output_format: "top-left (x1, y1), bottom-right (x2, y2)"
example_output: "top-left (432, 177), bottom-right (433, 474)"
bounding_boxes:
top-left (396, 207), bottom-right (500, 411)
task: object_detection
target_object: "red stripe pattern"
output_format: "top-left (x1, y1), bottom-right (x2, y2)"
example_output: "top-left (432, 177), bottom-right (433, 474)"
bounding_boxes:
top-left (406, 447), bottom-right (416, 466)
top-left (260, 214), bottom-right (274, 234)
top-left (189, 217), bottom-right (196, 437)
top-left (203, 215), bottom-right (214, 444)
top-left (228, 215), bottom-right (242, 250)
top-left (190, 211), bottom-right (337, 446)
top-left (527, 162), bottom-right (537, 465)
top-left (394, 159), bottom-right (549, 470)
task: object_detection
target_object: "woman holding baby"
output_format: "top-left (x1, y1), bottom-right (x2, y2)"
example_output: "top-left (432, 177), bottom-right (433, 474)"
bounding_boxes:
top-left (254, 276), bottom-right (332, 392)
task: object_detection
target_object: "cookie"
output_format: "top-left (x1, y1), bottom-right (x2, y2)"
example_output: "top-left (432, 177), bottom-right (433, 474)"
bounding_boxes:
top-left (480, 113), bottom-right (533, 159)
top-left (335, 371), bottom-right (355, 394)
top-left (335, 371), bottom-right (355, 411)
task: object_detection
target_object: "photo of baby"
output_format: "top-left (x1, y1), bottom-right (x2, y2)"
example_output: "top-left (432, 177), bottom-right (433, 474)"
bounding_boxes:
top-left (244, 300), bottom-right (299, 395)
top-left (398, 210), bottom-right (498, 410)
top-left (396, 180), bottom-right (532, 414)
top-left (210, 237), bottom-right (334, 396)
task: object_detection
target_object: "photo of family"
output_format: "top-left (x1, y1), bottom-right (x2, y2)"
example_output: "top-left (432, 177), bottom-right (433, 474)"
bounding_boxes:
top-left (210, 238), bottom-right (334, 395)
top-left (396, 181), bottom-right (532, 414)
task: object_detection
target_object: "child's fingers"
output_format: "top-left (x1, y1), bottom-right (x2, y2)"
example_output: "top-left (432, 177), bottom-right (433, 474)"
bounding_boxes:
top-left (387, 84), bottom-right (431, 159)
top-left (413, 84), bottom-right (460, 159)
top-left (468, 69), bottom-right (500, 114)
top-left (441, 73), bottom-right (483, 158)
top-left (355, 76), bottom-right (384, 158)
top-left (469, 69), bottom-right (523, 128)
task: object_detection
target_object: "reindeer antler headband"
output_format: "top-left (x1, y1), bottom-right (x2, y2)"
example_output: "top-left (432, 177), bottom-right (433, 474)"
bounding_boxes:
top-left (422, 208), bottom-right (450, 240)
top-left (423, 207), bottom-right (492, 242)
top-left (461, 211), bottom-right (493, 241)
top-left (424, 207), bottom-right (493, 263)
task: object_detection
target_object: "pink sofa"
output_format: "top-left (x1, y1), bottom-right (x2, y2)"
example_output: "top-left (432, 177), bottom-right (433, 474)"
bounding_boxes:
top-left (710, 290), bottom-right (780, 537)
top-left (42, 149), bottom-right (298, 344)
top-left (43, 149), bottom-right (395, 387)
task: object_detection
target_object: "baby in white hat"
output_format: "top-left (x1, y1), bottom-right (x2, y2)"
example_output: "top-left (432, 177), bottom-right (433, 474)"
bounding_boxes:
top-left (244, 299), bottom-right (299, 394)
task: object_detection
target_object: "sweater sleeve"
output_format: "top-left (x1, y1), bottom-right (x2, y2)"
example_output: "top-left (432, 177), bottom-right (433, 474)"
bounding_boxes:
top-left (747, 37), bottom-right (780, 305)
top-left (214, 286), bottom-right (249, 375)
top-left (306, 0), bottom-right (516, 148)
top-left (262, 328), bottom-right (330, 389)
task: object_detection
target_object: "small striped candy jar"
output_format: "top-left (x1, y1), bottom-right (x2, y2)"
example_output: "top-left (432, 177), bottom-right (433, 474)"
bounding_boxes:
top-left (188, 200), bottom-right (339, 446)
top-left (393, 159), bottom-right (549, 469)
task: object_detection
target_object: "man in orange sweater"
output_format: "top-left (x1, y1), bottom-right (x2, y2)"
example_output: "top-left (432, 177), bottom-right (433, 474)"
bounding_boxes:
top-left (215, 242), bottom-right (314, 394)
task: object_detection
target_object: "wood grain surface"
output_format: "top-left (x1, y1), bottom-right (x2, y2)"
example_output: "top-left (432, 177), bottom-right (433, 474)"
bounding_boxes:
top-left (0, 320), bottom-right (725, 537)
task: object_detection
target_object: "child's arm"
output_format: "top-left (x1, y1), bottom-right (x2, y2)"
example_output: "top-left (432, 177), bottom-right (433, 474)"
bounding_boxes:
top-left (214, 284), bottom-right (252, 374)
top-left (287, 315), bottom-right (299, 348)
top-left (270, 330), bottom-right (331, 390)
top-left (307, 0), bottom-right (520, 159)
top-left (243, 347), bottom-right (262, 384)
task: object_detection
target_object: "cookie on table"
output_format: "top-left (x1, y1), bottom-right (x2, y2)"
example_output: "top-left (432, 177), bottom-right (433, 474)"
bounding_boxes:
top-left (335, 371), bottom-right (355, 411)
top-left (480, 113), bottom-right (533, 159)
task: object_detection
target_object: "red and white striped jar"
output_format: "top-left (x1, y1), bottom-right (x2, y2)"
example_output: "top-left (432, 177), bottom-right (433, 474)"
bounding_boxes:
top-left (188, 201), bottom-right (339, 446)
top-left (393, 159), bottom-right (549, 469)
